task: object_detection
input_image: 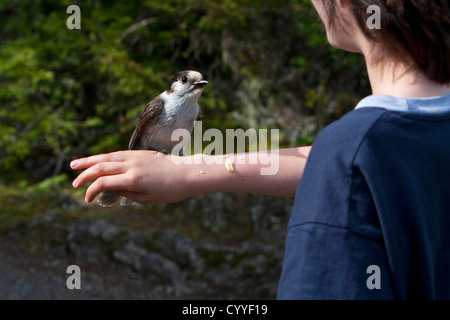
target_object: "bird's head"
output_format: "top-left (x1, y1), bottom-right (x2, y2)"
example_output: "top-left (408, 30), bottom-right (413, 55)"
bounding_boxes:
top-left (167, 70), bottom-right (208, 100)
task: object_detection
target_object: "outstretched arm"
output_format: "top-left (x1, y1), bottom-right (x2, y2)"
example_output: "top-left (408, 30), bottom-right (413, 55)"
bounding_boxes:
top-left (71, 147), bottom-right (311, 204)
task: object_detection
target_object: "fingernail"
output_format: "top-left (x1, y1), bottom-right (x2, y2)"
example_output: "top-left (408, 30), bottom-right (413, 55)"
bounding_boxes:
top-left (70, 160), bottom-right (78, 169)
top-left (72, 180), bottom-right (78, 188)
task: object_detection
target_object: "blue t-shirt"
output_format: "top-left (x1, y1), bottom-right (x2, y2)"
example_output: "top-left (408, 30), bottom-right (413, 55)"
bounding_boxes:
top-left (277, 93), bottom-right (450, 299)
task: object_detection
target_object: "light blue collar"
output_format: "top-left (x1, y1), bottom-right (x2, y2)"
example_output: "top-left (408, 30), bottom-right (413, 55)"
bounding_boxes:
top-left (355, 93), bottom-right (450, 115)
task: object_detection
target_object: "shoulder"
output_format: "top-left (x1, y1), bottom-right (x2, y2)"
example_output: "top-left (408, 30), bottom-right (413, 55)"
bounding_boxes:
top-left (310, 108), bottom-right (388, 162)
top-left (317, 108), bottom-right (386, 143)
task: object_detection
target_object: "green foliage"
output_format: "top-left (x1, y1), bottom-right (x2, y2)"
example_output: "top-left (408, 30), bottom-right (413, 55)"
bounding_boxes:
top-left (0, 0), bottom-right (368, 187)
top-left (0, 179), bottom-right (68, 229)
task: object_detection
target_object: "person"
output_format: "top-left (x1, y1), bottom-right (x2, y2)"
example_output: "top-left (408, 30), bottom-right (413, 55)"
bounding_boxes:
top-left (71, 0), bottom-right (450, 299)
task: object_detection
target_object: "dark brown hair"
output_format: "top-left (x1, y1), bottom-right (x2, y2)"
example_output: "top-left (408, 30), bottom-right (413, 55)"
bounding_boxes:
top-left (324, 0), bottom-right (450, 84)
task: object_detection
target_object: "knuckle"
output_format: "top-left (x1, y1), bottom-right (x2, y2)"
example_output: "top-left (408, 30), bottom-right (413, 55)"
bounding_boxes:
top-left (126, 172), bottom-right (138, 184)
top-left (95, 163), bottom-right (104, 172)
top-left (95, 177), bottom-right (105, 189)
top-left (103, 153), bottom-right (112, 162)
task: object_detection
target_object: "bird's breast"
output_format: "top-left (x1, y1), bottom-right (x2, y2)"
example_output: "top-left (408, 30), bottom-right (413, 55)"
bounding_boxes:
top-left (163, 98), bottom-right (200, 129)
top-left (141, 96), bottom-right (199, 153)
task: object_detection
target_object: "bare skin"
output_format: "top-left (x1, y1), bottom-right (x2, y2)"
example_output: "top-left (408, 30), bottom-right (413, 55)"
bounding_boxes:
top-left (72, 0), bottom-right (450, 204)
top-left (71, 148), bottom-right (310, 204)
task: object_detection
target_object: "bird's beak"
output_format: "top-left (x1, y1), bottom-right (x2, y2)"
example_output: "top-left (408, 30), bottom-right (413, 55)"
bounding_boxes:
top-left (193, 80), bottom-right (208, 87)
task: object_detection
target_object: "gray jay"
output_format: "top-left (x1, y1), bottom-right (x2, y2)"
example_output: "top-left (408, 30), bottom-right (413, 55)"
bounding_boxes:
top-left (98, 70), bottom-right (208, 207)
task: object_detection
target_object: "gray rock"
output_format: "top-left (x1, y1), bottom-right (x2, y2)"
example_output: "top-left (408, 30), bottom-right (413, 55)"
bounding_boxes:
top-left (66, 219), bottom-right (123, 262)
top-left (182, 193), bottom-right (239, 233)
top-left (25, 210), bottom-right (62, 230)
top-left (248, 195), bottom-right (293, 238)
top-left (151, 230), bottom-right (203, 271)
top-left (113, 238), bottom-right (185, 285)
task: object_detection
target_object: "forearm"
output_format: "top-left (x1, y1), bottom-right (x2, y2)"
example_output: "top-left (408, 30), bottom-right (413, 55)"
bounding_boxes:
top-left (186, 147), bottom-right (311, 198)
top-left (71, 147), bottom-right (311, 204)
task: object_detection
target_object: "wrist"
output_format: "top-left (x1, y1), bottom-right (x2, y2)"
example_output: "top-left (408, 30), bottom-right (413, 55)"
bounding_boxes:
top-left (183, 154), bottom-right (227, 197)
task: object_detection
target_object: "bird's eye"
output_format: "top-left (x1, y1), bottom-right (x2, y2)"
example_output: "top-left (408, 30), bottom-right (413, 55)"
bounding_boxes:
top-left (182, 76), bottom-right (188, 83)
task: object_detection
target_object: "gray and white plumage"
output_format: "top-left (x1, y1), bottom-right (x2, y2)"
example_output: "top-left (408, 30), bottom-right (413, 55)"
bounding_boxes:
top-left (98, 70), bottom-right (208, 207)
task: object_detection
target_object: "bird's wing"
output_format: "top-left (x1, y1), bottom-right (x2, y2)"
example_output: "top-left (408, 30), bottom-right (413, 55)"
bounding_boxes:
top-left (128, 96), bottom-right (164, 150)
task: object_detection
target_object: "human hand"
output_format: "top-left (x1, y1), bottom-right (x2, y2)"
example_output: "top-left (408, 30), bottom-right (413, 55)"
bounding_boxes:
top-left (71, 151), bottom-right (195, 204)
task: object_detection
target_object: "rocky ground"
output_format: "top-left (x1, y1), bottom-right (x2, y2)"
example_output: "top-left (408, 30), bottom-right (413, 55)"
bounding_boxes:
top-left (0, 239), bottom-right (162, 300)
top-left (0, 193), bottom-right (293, 300)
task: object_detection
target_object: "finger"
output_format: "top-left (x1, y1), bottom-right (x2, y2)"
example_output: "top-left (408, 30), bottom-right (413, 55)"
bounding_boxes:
top-left (85, 174), bottom-right (130, 203)
top-left (73, 162), bottom-right (128, 188)
top-left (70, 151), bottom-right (129, 170)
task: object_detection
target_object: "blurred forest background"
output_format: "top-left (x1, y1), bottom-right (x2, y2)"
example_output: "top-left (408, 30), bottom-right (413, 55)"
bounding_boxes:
top-left (0, 0), bottom-right (370, 299)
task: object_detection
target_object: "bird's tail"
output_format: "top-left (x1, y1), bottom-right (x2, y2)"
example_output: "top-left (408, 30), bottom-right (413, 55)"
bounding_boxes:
top-left (97, 191), bottom-right (138, 207)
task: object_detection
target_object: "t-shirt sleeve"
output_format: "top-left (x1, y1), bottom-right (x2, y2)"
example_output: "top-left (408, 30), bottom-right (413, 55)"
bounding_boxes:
top-left (277, 108), bottom-right (395, 299)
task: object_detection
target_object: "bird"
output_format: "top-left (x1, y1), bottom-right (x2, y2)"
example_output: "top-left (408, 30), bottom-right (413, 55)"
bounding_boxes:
top-left (97, 70), bottom-right (208, 207)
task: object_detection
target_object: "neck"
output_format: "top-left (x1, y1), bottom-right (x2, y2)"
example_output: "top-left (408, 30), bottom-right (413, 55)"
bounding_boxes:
top-left (363, 49), bottom-right (450, 99)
